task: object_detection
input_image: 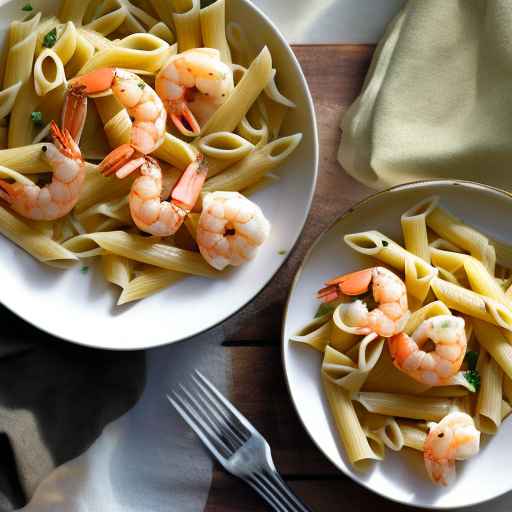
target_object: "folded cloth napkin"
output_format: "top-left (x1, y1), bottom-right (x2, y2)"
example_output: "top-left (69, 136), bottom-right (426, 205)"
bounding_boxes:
top-left (339, 0), bottom-right (512, 190)
top-left (0, 305), bottom-right (146, 510)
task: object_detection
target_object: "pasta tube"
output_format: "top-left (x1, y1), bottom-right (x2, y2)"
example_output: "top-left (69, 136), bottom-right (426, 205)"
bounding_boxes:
top-left (202, 134), bottom-right (301, 197)
top-left (0, 205), bottom-right (78, 268)
top-left (427, 206), bottom-right (495, 273)
top-left (200, 46), bottom-right (273, 136)
top-left (290, 315), bottom-right (331, 352)
top-left (63, 231), bottom-right (219, 277)
top-left (172, 0), bottom-right (202, 51)
top-left (473, 319), bottom-right (512, 381)
top-left (401, 195), bottom-right (438, 263)
top-left (475, 349), bottom-right (503, 434)
top-left (353, 392), bottom-right (458, 421)
top-left (118, 266), bottom-right (183, 305)
top-left (322, 374), bottom-right (381, 468)
top-left (199, 0), bottom-right (231, 64)
top-left (397, 421), bottom-right (427, 451)
top-left (431, 278), bottom-right (512, 331)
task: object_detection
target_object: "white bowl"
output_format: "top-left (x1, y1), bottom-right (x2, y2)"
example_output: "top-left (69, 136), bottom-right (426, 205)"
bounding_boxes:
top-left (0, 0), bottom-right (318, 349)
top-left (283, 181), bottom-right (512, 509)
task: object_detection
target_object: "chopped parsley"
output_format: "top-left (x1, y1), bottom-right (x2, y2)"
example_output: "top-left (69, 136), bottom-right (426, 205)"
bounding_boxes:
top-left (80, 266), bottom-right (89, 274)
top-left (278, 250), bottom-right (287, 255)
top-left (314, 302), bottom-right (335, 318)
top-left (137, 82), bottom-right (146, 89)
top-left (382, 240), bottom-right (389, 247)
top-left (22, 3), bottom-right (33, 11)
top-left (441, 320), bottom-right (450, 328)
top-left (464, 350), bottom-right (479, 371)
top-left (31, 111), bottom-right (43, 127)
top-left (464, 369), bottom-right (481, 392)
top-left (42, 27), bottom-right (57, 48)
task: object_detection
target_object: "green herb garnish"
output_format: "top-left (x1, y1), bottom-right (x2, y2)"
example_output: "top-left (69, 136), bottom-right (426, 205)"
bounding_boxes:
top-left (31, 111), bottom-right (43, 126)
top-left (42, 27), bottom-right (57, 48)
top-left (464, 350), bottom-right (479, 371)
top-left (80, 266), bottom-right (89, 274)
top-left (278, 250), bottom-right (286, 255)
top-left (441, 320), bottom-right (450, 328)
top-left (464, 369), bottom-right (481, 392)
top-left (21, 3), bottom-right (33, 11)
top-left (382, 240), bottom-right (389, 247)
top-left (137, 82), bottom-right (146, 89)
top-left (314, 303), bottom-right (335, 318)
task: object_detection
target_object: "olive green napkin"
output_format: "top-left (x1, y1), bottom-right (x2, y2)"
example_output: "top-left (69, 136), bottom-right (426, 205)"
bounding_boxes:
top-left (339, 0), bottom-right (512, 190)
top-left (0, 306), bottom-right (146, 510)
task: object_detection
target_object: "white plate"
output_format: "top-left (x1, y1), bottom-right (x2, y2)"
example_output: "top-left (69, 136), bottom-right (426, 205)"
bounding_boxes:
top-left (283, 181), bottom-right (512, 509)
top-left (0, 0), bottom-right (318, 350)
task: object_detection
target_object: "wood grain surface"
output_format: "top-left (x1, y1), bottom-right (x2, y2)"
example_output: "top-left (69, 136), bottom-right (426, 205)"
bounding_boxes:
top-left (203, 44), bottom-right (422, 511)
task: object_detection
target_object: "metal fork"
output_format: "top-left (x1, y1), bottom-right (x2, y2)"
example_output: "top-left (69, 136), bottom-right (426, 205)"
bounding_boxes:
top-left (168, 371), bottom-right (312, 512)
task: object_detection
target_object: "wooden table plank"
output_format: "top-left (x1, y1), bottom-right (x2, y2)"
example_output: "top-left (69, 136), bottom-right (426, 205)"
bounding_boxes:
top-left (204, 44), bottom-right (395, 511)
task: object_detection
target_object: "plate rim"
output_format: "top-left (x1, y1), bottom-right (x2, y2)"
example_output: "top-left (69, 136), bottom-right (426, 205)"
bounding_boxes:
top-left (281, 178), bottom-right (512, 509)
top-left (0, 0), bottom-right (319, 351)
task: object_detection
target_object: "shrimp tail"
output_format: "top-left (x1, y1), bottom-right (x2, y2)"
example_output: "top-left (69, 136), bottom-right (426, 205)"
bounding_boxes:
top-left (317, 268), bottom-right (373, 302)
top-left (171, 103), bottom-right (201, 137)
top-left (61, 85), bottom-right (87, 143)
top-left (424, 456), bottom-right (456, 486)
top-left (99, 144), bottom-right (142, 177)
top-left (63, 68), bottom-right (116, 142)
top-left (171, 156), bottom-right (207, 211)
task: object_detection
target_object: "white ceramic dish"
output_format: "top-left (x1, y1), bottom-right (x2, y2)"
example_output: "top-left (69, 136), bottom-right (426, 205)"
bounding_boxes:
top-left (283, 181), bottom-right (512, 509)
top-left (0, 0), bottom-right (318, 350)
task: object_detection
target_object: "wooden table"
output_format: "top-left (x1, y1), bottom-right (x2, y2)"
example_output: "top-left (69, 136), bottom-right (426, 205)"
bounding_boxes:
top-left (203, 44), bottom-right (419, 511)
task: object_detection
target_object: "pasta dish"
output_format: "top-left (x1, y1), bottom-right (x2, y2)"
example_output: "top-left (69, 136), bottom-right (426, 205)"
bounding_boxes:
top-left (292, 195), bottom-right (512, 486)
top-left (0, 0), bottom-right (301, 304)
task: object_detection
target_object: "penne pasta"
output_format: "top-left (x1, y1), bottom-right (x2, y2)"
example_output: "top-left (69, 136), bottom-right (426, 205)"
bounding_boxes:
top-left (172, 0), bottom-right (202, 51)
top-left (0, 204), bottom-right (78, 268)
top-left (199, 0), bottom-right (231, 64)
top-left (200, 47), bottom-right (273, 136)
top-left (359, 412), bottom-right (404, 451)
top-left (427, 206), bottom-right (496, 273)
top-left (149, 21), bottom-right (176, 44)
top-left (102, 253), bottom-right (133, 289)
top-left (33, 49), bottom-right (66, 97)
top-left (353, 392), bottom-right (459, 421)
top-left (202, 134), bottom-right (301, 198)
top-left (290, 315), bottom-right (332, 352)
top-left (322, 374), bottom-right (381, 468)
top-left (401, 195), bottom-right (438, 263)
top-left (118, 266), bottom-right (183, 304)
top-left (63, 231), bottom-right (219, 277)
top-left (431, 278), bottom-right (512, 331)
top-left (473, 319), bottom-right (512, 381)
top-left (475, 349), bottom-right (503, 434)
top-left (397, 421), bottom-right (427, 451)
top-left (79, 33), bottom-right (174, 74)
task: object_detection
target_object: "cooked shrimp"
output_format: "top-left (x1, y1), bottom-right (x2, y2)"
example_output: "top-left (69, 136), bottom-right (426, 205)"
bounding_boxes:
top-left (318, 267), bottom-right (409, 337)
top-left (126, 155), bottom-right (207, 237)
top-left (196, 191), bottom-right (270, 270)
top-left (156, 48), bottom-right (234, 136)
top-left (424, 412), bottom-right (480, 486)
top-left (63, 68), bottom-right (166, 178)
top-left (0, 121), bottom-right (84, 220)
top-left (388, 315), bottom-right (467, 386)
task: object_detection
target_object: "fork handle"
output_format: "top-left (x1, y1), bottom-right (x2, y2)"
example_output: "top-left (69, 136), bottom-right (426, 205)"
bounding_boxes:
top-left (248, 471), bottom-right (312, 512)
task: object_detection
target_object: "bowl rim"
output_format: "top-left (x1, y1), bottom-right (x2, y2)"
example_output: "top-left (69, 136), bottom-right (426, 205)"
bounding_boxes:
top-left (281, 178), bottom-right (512, 509)
top-left (0, 0), bottom-right (319, 351)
